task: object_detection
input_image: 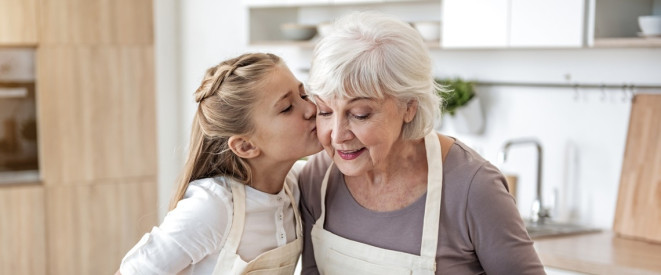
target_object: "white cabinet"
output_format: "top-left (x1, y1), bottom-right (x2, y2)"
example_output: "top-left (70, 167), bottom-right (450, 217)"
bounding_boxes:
top-left (442, 0), bottom-right (586, 48)
top-left (441, 0), bottom-right (509, 48)
top-left (509, 0), bottom-right (585, 47)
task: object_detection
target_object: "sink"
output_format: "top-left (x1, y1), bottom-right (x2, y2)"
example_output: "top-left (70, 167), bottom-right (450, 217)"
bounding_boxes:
top-left (525, 221), bottom-right (601, 239)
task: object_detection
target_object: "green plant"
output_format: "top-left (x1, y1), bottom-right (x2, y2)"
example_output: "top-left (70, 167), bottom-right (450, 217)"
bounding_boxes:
top-left (435, 78), bottom-right (475, 116)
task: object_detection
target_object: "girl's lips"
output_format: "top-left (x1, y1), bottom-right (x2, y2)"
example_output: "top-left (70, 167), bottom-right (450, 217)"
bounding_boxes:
top-left (337, 148), bottom-right (365, 160)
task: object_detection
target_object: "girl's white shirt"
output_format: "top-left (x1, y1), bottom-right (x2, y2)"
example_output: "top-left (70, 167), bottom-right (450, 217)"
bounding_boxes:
top-left (119, 161), bottom-right (305, 275)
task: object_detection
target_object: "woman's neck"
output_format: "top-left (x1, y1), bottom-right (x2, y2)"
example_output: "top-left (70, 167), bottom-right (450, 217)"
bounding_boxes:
top-left (359, 137), bottom-right (427, 186)
top-left (246, 158), bottom-right (295, 194)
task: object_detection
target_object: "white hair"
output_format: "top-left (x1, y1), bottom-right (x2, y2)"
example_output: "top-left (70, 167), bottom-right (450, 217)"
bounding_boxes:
top-left (307, 11), bottom-right (441, 140)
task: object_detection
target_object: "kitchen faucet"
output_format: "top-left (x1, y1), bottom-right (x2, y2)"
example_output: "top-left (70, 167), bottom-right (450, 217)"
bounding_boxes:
top-left (498, 138), bottom-right (550, 224)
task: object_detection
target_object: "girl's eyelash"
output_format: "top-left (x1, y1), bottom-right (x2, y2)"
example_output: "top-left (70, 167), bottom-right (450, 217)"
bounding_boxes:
top-left (301, 94), bottom-right (309, 100)
top-left (281, 105), bottom-right (293, 113)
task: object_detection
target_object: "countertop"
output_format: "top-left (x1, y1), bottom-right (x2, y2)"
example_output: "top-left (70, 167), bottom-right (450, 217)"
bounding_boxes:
top-left (534, 231), bottom-right (661, 274)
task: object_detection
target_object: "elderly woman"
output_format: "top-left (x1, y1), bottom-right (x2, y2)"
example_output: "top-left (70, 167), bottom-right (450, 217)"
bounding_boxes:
top-left (298, 12), bottom-right (545, 274)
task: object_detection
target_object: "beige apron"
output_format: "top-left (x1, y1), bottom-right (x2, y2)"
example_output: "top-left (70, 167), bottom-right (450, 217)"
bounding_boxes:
top-left (311, 131), bottom-right (443, 275)
top-left (212, 180), bottom-right (302, 275)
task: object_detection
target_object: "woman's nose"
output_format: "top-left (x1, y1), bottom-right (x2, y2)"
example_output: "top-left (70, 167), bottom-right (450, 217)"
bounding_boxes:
top-left (330, 116), bottom-right (352, 143)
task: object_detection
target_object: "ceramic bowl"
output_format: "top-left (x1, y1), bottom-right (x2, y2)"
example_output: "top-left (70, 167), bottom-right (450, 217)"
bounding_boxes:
top-left (638, 16), bottom-right (661, 36)
top-left (413, 21), bottom-right (441, 41)
top-left (280, 23), bottom-right (317, 41)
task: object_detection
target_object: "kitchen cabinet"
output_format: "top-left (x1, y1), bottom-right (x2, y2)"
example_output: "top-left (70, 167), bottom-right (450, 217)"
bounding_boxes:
top-left (441, 0), bottom-right (509, 48)
top-left (509, 0), bottom-right (585, 47)
top-left (589, 0), bottom-right (661, 48)
top-left (442, 0), bottom-right (585, 48)
top-left (0, 0), bottom-right (38, 45)
top-left (245, 0), bottom-right (441, 47)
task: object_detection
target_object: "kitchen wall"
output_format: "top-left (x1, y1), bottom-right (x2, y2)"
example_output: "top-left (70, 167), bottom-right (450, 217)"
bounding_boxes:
top-left (155, 1), bottom-right (661, 229)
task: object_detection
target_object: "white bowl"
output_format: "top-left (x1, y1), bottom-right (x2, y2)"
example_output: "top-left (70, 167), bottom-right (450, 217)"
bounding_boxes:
top-left (413, 21), bottom-right (441, 41)
top-left (280, 23), bottom-right (317, 41)
top-left (638, 16), bottom-right (661, 36)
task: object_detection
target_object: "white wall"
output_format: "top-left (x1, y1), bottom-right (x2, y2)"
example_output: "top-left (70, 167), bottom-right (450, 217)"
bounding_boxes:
top-left (156, 2), bottom-right (661, 229)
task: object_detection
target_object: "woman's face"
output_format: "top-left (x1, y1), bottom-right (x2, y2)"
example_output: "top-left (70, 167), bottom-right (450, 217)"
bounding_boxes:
top-left (250, 65), bottom-right (322, 162)
top-left (315, 94), bottom-right (414, 176)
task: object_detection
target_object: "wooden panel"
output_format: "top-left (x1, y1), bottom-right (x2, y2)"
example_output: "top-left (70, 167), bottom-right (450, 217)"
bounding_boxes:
top-left (613, 94), bottom-right (661, 243)
top-left (39, 0), bottom-right (153, 45)
top-left (0, 185), bottom-right (46, 275)
top-left (0, 0), bottom-right (38, 45)
top-left (37, 46), bottom-right (156, 184)
top-left (45, 178), bottom-right (158, 275)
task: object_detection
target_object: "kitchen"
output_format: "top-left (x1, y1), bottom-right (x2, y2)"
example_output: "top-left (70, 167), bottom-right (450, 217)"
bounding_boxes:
top-left (1, 0), bottom-right (661, 274)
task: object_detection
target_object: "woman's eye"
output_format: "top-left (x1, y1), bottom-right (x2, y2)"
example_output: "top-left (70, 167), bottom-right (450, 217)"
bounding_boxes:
top-left (281, 105), bottom-right (293, 113)
top-left (300, 94), bottom-right (310, 100)
top-left (318, 111), bottom-right (331, 117)
top-left (352, 114), bottom-right (370, 120)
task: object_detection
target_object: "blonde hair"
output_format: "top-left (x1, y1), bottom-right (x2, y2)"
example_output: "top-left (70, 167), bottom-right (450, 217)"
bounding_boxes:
top-left (308, 11), bottom-right (441, 140)
top-left (170, 53), bottom-right (283, 210)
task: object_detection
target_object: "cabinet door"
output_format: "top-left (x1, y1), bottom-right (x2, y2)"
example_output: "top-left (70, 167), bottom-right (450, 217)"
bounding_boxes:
top-left (509, 0), bottom-right (585, 47)
top-left (0, 0), bottom-right (38, 45)
top-left (442, 0), bottom-right (509, 48)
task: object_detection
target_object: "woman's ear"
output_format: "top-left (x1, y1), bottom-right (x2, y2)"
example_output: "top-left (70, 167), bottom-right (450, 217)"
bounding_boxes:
top-left (404, 99), bottom-right (418, 123)
top-left (228, 136), bottom-right (261, 159)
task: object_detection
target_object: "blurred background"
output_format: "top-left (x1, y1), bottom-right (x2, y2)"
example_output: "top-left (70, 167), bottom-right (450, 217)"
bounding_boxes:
top-left (1, 0), bottom-right (660, 274)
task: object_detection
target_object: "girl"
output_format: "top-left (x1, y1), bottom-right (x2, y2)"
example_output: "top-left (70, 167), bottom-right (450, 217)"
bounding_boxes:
top-left (118, 53), bottom-right (322, 274)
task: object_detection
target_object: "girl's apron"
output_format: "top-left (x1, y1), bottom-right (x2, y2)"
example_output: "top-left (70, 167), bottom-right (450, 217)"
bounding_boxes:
top-left (212, 180), bottom-right (302, 275)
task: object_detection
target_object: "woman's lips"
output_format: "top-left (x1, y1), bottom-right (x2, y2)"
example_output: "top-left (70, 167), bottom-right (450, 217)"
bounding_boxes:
top-left (337, 148), bottom-right (365, 160)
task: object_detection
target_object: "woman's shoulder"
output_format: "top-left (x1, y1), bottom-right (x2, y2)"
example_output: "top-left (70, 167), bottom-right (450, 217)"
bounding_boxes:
top-left (444, 139), bottom-right (507, 194)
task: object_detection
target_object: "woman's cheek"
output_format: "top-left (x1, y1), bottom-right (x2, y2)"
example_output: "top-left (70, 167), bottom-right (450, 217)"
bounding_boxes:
top-left (315, 120), bottom-right (332, 147)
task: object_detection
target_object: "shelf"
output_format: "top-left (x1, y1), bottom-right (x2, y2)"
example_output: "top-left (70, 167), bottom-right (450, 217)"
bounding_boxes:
top-left (245, 0), bottom-right (435, 8)
top-left (250, 40), bottom-right (441, 49)
top-left (593, 37), bottom-right (661, 48)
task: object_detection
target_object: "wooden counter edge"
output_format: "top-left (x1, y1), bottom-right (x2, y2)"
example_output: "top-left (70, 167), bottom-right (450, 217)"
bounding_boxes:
top-left (533, 231), bottom-right (661, 275)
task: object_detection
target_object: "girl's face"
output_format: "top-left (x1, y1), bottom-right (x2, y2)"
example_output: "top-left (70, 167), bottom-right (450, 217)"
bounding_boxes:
top-left (250, 65), bottom-right (322, 162)
top-left (315, 95), bottom-right (414, 176)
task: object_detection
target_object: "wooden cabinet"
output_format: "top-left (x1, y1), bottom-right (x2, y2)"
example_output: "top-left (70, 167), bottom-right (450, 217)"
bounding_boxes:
top-left (442, 0), bottom-right (585, 48)
top-left (0, 185), bottom-right (46, 275)
top-left (39, 0), bottom-right (153, 45)
top-left (1, 0), bottom-right (157, 274)
top-left (0, 0), bottom-right (38, 45)
top-left (37, 46), bottom-right (157, 185)
top-left (45, 179), bottom-right (157, 274)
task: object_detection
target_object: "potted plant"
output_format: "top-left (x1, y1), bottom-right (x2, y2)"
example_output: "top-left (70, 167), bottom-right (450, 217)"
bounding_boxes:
top-left (435, 78), bottom-right (484, 134)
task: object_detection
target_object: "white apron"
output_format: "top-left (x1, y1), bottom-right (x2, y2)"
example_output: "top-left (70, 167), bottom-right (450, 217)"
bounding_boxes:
top-left (311, 131), bottom-right (443, 275)
top-left (212, 180), bottom-right (302, 275)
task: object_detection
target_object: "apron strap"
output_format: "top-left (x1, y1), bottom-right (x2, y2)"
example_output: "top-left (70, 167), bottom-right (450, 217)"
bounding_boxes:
top-left (316, 162), bottom-right (334, 226)
top-left (225, 180), bottom-right (247, 254)
top-left (420, 131), bottom-right (443, 260)
top-left (283, 182), bottom-right (303, 239)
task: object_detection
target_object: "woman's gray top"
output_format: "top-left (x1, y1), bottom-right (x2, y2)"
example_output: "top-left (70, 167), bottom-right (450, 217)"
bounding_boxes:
top-left (299, 139), bottom-right (545, 275)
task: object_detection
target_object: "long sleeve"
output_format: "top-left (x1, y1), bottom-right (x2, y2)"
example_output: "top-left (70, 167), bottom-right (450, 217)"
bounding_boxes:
top-left (119, 180), bottom-right (232, 275)
top-left (466, 164), bottom-right (546, 275)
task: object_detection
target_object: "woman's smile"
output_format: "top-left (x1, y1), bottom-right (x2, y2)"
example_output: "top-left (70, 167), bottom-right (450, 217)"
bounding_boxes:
top-left (337, 148), bottom-right (366, 160)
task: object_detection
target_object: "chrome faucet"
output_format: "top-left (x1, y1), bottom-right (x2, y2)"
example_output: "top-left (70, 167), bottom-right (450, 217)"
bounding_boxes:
top-left (498, 138), bottom-right (550, 224)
